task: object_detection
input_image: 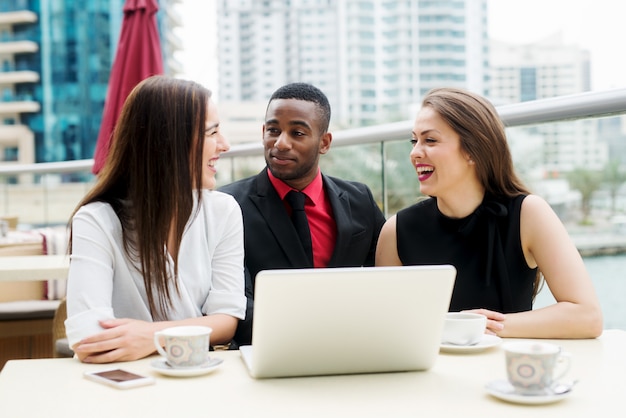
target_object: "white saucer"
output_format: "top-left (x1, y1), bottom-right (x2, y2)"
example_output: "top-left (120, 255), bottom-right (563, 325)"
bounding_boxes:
top-left (485, 379), bottom-right (574, 405)
top-left (150, 357), bottom-right (223, 377)
top-left (440, 334), bottom-right (502, 353)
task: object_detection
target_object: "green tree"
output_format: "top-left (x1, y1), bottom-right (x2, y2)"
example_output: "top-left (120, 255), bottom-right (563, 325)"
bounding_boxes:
top-left (321, 139), bottom-right (422, 217)
top-left (603, 159), bottom-right (626, 216)
top-left (567, 169), bottom-right (603, 225)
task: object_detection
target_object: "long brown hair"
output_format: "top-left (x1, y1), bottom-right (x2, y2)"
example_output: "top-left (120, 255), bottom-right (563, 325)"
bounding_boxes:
top-left (422, 87), bottom-right (530, 197)
top-left (421, 87), bottom-right (543, 298)
top-left (70, 75), bottom-right (210, 318)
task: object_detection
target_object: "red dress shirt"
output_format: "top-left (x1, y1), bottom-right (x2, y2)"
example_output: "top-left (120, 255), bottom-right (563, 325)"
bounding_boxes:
top-left (267, 169), bottom-right (337, 267)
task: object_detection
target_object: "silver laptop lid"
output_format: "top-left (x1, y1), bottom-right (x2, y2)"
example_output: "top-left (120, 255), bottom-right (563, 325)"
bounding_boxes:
top-left (241, 265), bottom-right (456, 378)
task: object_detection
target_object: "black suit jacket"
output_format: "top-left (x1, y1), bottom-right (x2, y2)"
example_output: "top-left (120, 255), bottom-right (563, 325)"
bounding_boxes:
top-left (219, 168), bottom-right (386, 345)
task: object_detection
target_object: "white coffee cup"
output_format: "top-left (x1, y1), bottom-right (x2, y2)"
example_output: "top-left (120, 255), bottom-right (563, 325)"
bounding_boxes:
top-left (441, 312), bottom-right (486, 346)
top-left (153, 326), bottom-right (212, 368)
top-left (502, 341), bottom-right (572, 395)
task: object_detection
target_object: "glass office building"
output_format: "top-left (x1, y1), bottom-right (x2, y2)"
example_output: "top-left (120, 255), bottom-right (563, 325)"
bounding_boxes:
top-left (0, 0), bottom-right (179, 167)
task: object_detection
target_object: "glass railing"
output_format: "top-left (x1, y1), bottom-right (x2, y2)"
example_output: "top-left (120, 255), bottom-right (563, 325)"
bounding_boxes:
top-left (1, 88), bottom-right (626, 227)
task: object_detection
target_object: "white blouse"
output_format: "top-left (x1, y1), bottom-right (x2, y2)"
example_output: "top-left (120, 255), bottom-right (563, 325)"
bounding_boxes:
top-left (64, 190), bottom-right (246, 347)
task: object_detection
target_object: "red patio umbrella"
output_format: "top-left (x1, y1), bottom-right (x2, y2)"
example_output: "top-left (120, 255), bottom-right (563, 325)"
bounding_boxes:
top-left (92, 0), bottom-right (164, 174)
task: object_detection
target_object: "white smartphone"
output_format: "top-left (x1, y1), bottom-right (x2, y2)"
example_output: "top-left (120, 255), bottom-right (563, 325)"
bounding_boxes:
top-left (84, 368), bottom-right (155, 389)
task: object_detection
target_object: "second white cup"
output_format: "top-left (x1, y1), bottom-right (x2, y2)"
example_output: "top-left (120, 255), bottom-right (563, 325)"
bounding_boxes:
top-left (153, 325), bottom-right (212, 368)
top-left (441, 312), bottom-right (486, 346)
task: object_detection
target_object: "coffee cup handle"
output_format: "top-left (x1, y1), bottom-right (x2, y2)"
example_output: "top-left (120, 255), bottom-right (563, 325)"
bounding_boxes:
top-left (553, 351), bottom-right (572, 381)
top-left (153, 331), bottom-right (168, 357)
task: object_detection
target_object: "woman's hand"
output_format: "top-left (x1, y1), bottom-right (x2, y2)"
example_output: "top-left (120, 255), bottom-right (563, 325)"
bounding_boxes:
top-left (72, 318), bottom-right (159, 363)
top-left (463, 308), bottom-right (506, 335)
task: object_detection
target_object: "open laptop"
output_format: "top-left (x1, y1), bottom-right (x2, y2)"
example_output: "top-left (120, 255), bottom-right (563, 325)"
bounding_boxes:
top-left (239, 265), bottom-right (456, 379)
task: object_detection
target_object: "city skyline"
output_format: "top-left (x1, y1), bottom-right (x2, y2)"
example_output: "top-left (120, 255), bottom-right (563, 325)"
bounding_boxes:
top-left (175, 0), bottom-right (626, 94)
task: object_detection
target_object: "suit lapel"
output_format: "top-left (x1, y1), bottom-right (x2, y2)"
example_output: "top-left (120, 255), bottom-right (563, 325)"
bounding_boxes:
top-left (324, 175), bottom-right (353, 266)
top-left (249, 170), bottom-right (312, 266)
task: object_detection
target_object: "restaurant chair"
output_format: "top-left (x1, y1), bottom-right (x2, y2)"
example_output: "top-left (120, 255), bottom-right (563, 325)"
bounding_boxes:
top-left (52, 298), bottom-right (73, 358)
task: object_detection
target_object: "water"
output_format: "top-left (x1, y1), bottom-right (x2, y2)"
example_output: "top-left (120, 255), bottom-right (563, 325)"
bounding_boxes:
top-left (534, 253), bottom-right (626, 330)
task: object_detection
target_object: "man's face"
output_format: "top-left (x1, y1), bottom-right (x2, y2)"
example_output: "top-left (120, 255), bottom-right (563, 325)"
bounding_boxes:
top-left (263, 98), bottom-right (331, 190)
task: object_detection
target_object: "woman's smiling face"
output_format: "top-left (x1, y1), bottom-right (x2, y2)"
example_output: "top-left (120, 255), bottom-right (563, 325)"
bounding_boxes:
top-left (410, 106), bottom-right (477, 198)
top-left (201, 99), bottom-right (229, 190)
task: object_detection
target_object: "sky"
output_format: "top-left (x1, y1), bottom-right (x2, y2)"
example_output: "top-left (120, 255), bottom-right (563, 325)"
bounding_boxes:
top-left (488, 0), bottom-right (626, 91)
top-left (174, 0), bottom-right (626, 94)
top-left (173, 2), bottom-right (216, 92)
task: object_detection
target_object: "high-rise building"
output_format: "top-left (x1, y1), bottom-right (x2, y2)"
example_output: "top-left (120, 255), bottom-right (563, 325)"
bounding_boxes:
top-left (490, 33), bottom-right (608, 174)
top-left (0, 0), bottom-right (181, 168)
top-left (598, 115), bottom-right (626, 165)
top-left (216, 0), bottom-right (489, 129)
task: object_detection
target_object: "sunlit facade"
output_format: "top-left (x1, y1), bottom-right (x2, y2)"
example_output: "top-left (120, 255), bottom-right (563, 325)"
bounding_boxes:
top-left (0, 2), bottom-right (40, 169)
top-left (216, 0), bottom-right (489, 129)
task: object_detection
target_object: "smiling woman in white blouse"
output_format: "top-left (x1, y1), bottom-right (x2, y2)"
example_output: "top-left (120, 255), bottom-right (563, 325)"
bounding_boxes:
top-left (65, 76), bottom-right (246, 363)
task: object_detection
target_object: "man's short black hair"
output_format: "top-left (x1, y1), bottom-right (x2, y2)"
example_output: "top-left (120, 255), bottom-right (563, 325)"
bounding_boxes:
top-left (268, 82), bottom-right (331, 132)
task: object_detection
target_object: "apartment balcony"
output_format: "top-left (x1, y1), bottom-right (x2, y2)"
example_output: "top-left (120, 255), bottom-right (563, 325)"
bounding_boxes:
top-left (0, 123), bottom-right (33, 153)
top-left (0, 70), bottom-right (39, 84)
top-left (0, 99), bottom-right (40, 115)
top-left (0, 40), bottom-right (38, 54)
top-left (0, 11), bottom-right (37, 25)
top-left (0, 124), bottom-right (34, 183)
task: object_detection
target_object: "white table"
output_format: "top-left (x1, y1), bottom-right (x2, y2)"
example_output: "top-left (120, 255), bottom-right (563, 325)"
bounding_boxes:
top-left (0, 254), bottom-right (69, 281)
top-left (0, 330), bottom-right (624, 417)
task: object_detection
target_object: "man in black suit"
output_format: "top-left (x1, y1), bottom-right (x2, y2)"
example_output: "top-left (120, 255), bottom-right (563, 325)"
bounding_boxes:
top-left (219, 83), bottom-right (386, 345)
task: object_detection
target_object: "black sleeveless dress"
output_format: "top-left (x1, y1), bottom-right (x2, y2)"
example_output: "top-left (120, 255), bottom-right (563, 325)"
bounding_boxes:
top-left (396, 194), bottom-right (537, 313)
